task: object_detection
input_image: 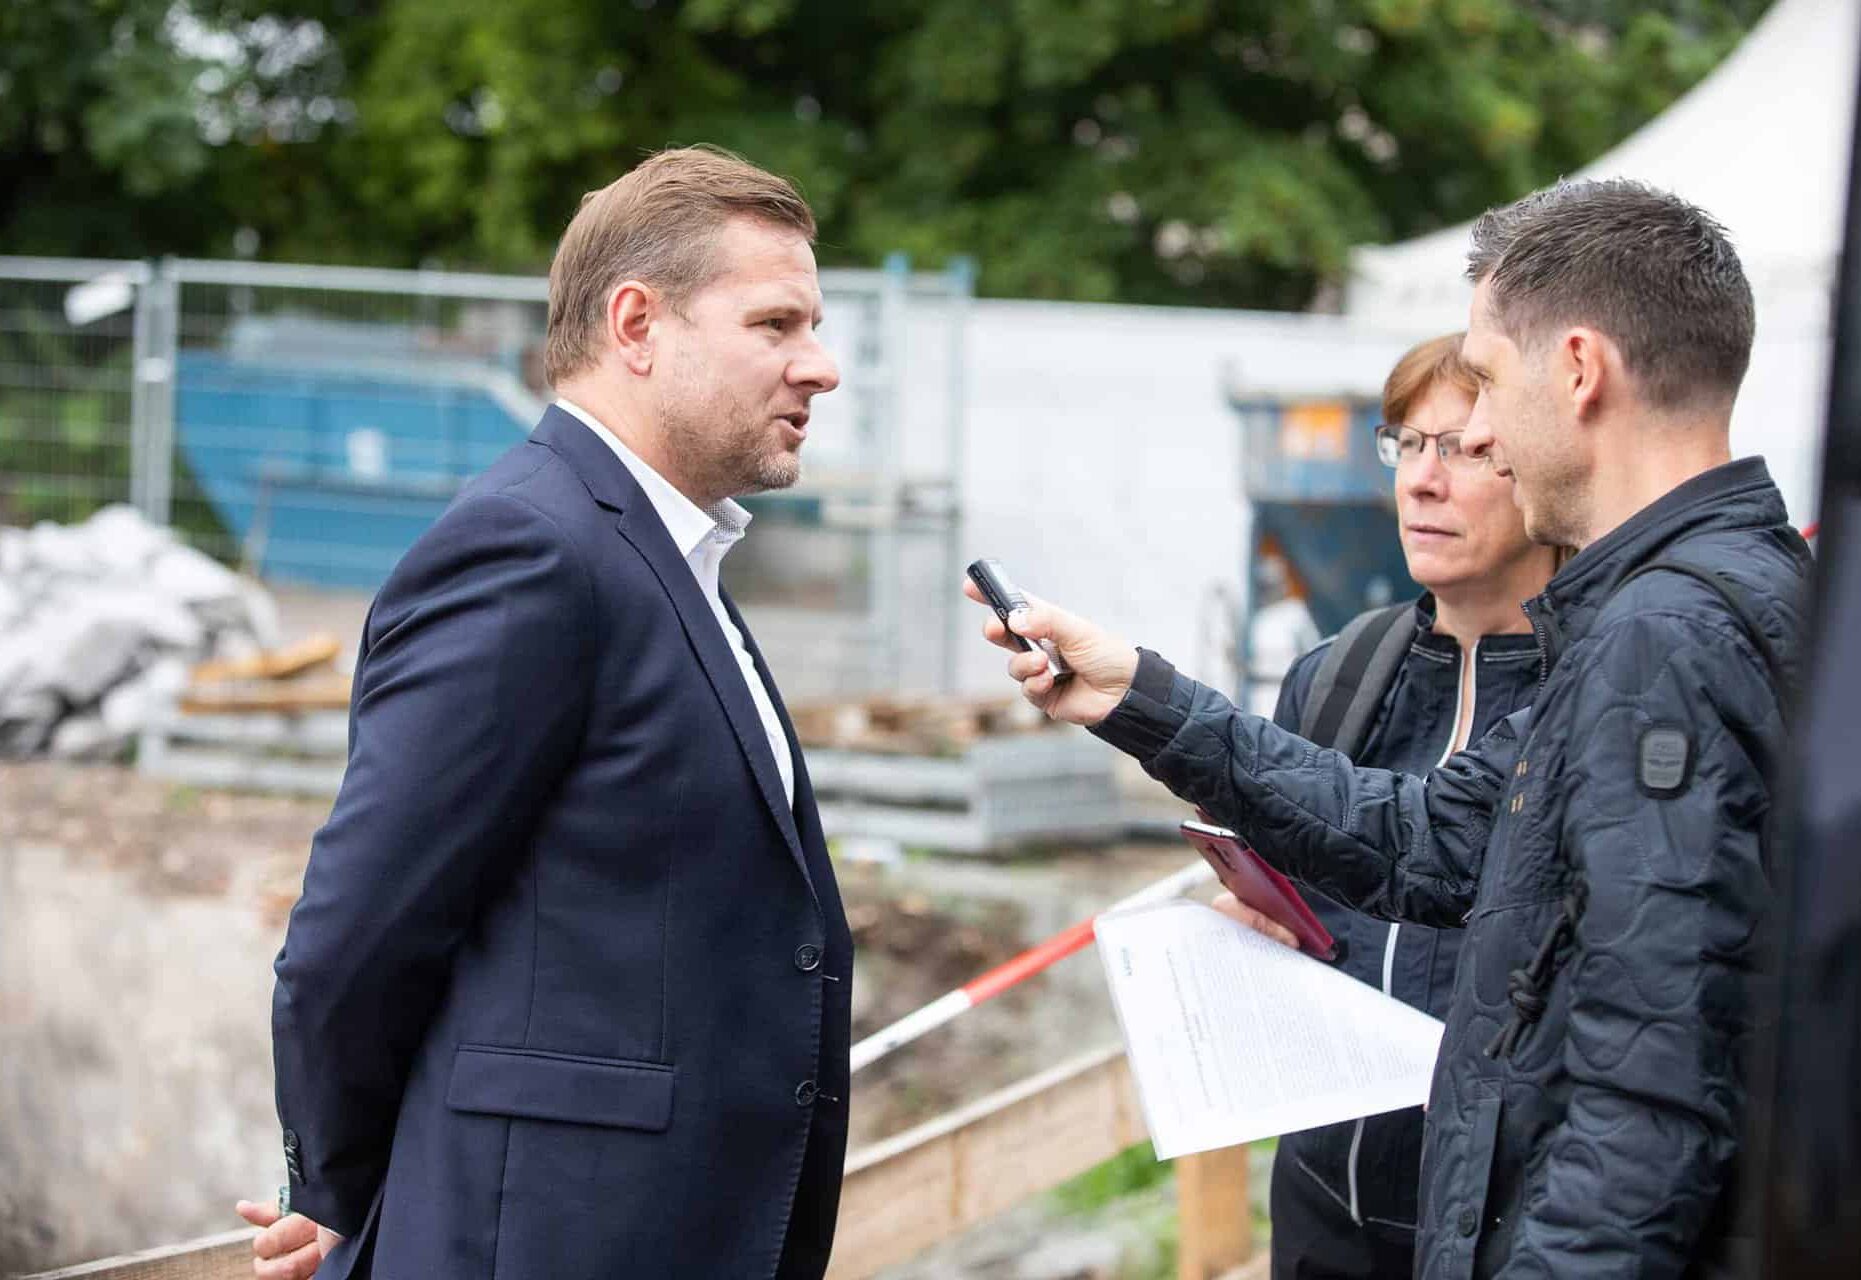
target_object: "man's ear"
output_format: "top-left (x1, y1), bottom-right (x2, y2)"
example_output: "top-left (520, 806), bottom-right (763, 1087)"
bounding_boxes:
top-left (606, 280), bottom-right (659, 377)
top-left (1560, 326), bottom-right (1616, 422)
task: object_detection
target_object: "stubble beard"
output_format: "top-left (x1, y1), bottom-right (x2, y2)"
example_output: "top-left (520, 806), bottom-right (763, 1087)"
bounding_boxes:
top-left (1516, 456), bottom-right (1588, 549)
top-left (1500, 398), bottom-right (1587, 550)
top-left (725, 412), bottom-right (802, 496)
top-left (657, 364), bottom-right (802, 502)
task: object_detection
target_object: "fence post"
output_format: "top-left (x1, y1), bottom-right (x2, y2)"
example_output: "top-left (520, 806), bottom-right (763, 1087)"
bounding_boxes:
top-left (1175, 1145), bottom-right (1254, 1279)
top-left (129, 264), bottom-right (154, 517)
top-left (129, 257), bottom-right (180, 528)
top-left (145, 258), bottom-right (180, 527)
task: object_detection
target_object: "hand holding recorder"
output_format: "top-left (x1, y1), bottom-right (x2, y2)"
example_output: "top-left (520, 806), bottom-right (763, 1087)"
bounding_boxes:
top-left (961, 560), bottom-right (1140, 727)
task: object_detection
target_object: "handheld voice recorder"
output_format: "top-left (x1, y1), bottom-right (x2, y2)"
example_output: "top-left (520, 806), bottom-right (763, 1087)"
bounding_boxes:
top-left (966, 558), bottom-right (1071, 678)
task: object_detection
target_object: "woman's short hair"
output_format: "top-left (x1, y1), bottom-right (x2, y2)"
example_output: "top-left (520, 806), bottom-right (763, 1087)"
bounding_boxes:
top-left (1382, 332), bottom-right (1477, 427)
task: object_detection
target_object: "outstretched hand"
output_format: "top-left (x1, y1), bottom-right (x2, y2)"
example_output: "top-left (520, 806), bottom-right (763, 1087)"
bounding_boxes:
top-left (961, 578), bottom-right (1140, 726)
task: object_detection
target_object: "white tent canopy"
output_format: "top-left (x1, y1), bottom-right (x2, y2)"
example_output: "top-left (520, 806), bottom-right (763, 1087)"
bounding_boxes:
top-left (1344, 0), bottom-right (1861, 520)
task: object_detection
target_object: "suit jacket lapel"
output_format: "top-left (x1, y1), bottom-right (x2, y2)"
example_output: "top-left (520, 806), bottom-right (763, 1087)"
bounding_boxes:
top-left (724, 590), bottom-right (823, 844)
top-left (531, 407), bottom-right (814, 895)
top-left (617, 510), bottom-right (812, 895)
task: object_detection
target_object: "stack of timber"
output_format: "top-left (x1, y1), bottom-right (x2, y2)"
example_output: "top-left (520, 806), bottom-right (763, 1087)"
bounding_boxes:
top-left (137, 634), bottom-right (352, 795)
top-left (792, 694), bottom-right (1122, 855)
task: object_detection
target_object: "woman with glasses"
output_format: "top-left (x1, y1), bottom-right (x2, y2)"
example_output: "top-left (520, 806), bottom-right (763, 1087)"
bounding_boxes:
top-left (1256, 334), bottom-right (1561, 1280)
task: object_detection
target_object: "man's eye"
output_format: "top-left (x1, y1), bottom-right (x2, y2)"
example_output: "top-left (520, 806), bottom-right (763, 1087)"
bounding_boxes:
top-left (762, 317), bottom-right (788, 332)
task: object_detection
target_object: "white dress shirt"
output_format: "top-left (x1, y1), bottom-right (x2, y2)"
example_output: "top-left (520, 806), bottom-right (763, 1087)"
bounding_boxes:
top-left (555, 398), bottom-right (796, 809)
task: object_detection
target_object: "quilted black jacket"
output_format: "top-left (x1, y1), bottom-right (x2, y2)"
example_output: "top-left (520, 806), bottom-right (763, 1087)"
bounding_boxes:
top-left (1094, 458), bottom-right (1809, 1278)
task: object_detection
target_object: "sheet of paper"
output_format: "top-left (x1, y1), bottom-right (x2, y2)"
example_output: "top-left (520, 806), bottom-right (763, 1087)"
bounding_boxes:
top-left (1095, 900), bottom-right (1446, 1159)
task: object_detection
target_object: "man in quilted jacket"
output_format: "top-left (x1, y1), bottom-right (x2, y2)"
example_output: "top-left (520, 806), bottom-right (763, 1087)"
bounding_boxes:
top-left (968, 179), bottom-right (1812, 1279)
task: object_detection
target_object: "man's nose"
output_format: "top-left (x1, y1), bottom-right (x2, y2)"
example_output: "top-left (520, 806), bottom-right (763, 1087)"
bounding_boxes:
top-left (1461, 399), bottom-right (1497, 461)
top-left (790, 337), bottom-right (840, 395)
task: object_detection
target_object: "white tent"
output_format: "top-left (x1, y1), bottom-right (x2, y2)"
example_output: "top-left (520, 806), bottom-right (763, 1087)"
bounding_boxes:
top-left (1345, 0), bottom-right (1861, 521)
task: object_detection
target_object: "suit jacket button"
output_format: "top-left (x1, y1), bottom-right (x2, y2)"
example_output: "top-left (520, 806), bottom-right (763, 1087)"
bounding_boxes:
top-left (1457, 1205), bottom-right (1479, 1237)
top-left (794, 944), bottom-right (822, 972)
top-left (794, 1080), bottom-right (819, 1107)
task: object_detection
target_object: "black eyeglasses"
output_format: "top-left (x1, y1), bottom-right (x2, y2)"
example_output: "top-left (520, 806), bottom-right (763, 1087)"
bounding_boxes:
top-left (1374, 424), bottom-right (1493, 472)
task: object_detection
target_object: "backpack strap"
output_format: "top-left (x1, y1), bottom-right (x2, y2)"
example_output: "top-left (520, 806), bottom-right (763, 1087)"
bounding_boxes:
top-left (1297, 603), bottom-right (1419, 758)
top-left (1614, 559), bottom-right (1790, 714)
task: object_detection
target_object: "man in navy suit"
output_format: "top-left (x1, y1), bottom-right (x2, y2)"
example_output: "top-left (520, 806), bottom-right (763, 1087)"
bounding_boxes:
top-left (235, 145), bottom-right (852, 1279)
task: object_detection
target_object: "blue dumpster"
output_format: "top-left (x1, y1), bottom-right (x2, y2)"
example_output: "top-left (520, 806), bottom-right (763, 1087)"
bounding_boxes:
top-left (175, 351), bottom-right (535, 588)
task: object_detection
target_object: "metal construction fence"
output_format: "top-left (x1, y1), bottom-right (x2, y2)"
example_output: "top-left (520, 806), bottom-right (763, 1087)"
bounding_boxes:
top-left (0, 254), bottom-right (972, 695)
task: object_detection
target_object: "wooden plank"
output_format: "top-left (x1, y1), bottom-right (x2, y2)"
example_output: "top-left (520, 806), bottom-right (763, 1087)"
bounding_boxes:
top-left (827, 1044), bottom-right (1145, 1278)
top-left (178, 675), bottom-right (352, 714)
top-left (191, 634), bottom-right (340, 684)
top-left (1175, 1144), bottom-right (1254, 1280)
top-left (20, 1229), bottom-right (254, 1279)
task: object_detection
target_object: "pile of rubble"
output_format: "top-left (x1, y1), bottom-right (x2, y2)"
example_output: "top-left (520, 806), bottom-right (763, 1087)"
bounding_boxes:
top-left (0, 506), bottom-right (280, 759)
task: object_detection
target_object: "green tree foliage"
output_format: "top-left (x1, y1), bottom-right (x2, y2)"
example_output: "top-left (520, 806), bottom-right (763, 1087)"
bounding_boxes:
top-left (0, 0), bottom-right (1770, 307)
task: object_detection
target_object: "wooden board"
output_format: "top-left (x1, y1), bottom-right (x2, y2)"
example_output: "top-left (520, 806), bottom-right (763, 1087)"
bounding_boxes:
top-left (191, 634), bottom-right (340, 684)
top-left (20, 1229), bottom-right (254, 1279)
top-left (1176, 1144), bottom-right (1255, 1279)
top-left (788, 693), bottom-right (1045, 755)
top-left (827, 1044), bottom-right (1145, 1277)
top-left (178, 675), bottom-right (352, 714)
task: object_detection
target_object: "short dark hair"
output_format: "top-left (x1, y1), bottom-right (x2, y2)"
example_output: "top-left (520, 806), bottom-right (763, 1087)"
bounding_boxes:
top-left (1465, 179), bottom-right (1754, 410)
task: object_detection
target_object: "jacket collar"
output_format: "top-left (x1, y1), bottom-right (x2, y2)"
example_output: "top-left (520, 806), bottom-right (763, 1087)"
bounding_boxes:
top-left (551, 397), bottom-right (754, 562)
top-left (1525, 455), bottom-right (1789, 670)
top-left (530, 403), bottom-right (642, 514)
top-left (1407, 594), bottom-right (1542, 662)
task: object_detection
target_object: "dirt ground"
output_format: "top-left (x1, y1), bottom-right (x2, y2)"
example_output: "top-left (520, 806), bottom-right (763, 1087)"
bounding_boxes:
top-left (0, 759), bottom-right (1200, 1275)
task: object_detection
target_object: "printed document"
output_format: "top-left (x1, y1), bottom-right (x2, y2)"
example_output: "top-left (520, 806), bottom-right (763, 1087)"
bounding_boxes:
top-left (1095, 900), bottom-right (1446, 1159)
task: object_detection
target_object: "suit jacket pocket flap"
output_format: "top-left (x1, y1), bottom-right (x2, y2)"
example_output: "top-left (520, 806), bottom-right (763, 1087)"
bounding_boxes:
top-left (446, 1044), bottom-right (674, 1131)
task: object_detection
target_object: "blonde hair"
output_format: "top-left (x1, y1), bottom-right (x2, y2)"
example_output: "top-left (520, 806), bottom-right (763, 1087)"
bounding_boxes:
top-left (544, 145), bottom-right (817, 385)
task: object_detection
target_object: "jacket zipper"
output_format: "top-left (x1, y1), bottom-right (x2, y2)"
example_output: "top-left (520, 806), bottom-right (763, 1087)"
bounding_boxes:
top-left (1347, 638), bottom-right (1478, 1226)
top-left (1523, 598), bottom-right (1551, 691)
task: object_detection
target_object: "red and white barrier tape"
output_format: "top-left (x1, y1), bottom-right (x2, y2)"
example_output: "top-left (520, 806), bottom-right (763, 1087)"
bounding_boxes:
top-left (848, 858), bottom-right (1217, 1074)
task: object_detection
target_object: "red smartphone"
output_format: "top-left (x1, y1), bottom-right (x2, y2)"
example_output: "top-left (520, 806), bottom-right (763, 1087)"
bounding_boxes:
top-left (1180, 818), bottom-right (1337, 961)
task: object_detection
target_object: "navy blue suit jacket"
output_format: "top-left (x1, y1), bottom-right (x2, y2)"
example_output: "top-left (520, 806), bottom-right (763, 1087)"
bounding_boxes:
top-left (271, 406), bottom-right (854, 1279)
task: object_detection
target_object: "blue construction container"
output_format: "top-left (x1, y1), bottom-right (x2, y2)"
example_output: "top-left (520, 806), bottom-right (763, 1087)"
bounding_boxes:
top-left (1230, 394), bottom-right (1420, 678)
top-left (175, 350), bottom-right (537, 588)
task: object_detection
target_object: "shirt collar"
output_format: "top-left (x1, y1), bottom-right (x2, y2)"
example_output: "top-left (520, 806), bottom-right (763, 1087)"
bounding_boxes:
top-left (554, 397), bottom-right (752, 560)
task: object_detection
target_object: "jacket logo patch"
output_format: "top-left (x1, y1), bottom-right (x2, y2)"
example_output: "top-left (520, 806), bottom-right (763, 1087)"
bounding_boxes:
top-left (1637, 726), bottom-right (1693, 797)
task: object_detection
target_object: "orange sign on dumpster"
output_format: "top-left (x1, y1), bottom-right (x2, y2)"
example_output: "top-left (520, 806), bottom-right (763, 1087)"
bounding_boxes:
top-left (1279, 401), bottom-right (1351, 460)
